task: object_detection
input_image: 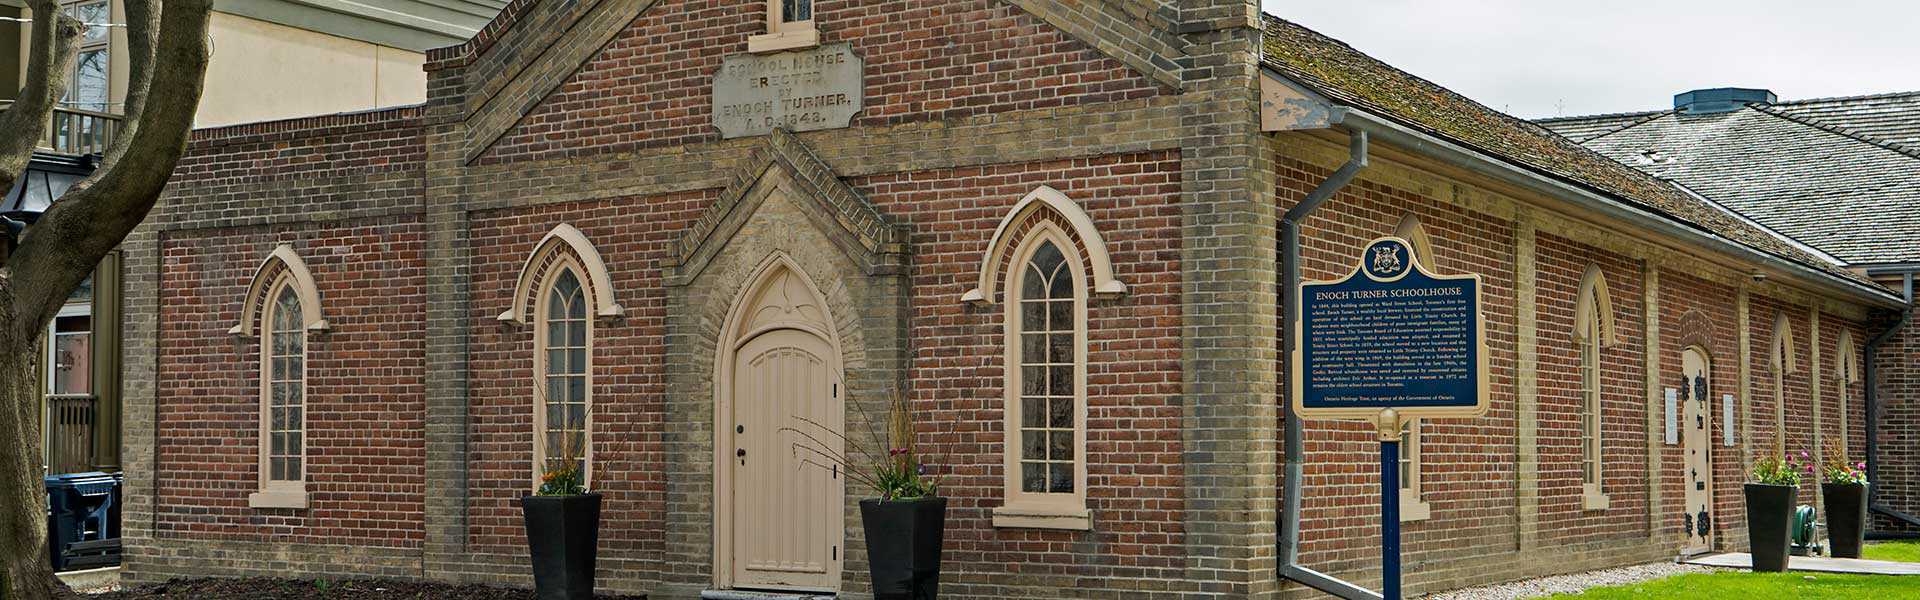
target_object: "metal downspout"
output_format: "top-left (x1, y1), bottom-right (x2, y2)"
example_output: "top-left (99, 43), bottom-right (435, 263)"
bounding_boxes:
top-left (1279, 131), bottom-right (1381, 600)
top-left (1867, 272), bottom-right (1917, 530)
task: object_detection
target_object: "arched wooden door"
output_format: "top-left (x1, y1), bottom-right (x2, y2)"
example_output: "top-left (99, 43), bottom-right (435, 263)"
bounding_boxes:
top-left (1681, 347), bottom-right (1715, 555)
top-left (719, 260), bottom-right (843, 592)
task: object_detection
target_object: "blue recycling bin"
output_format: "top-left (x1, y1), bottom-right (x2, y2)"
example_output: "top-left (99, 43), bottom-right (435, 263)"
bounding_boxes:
top-left (44, 471), bottom-right (121, 571)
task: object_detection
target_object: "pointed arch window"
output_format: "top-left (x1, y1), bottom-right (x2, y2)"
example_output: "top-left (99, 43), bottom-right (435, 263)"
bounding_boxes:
top-left (1836, 329), bottom-right (1858, 448)
top-left (1770, 313), bottom-right (1798, 454)
top-left (1574, 265), bottom-right (1616, 510)
top-left (1393, 214), bottom-right (1435, 521)
top-left (235, 244), bottom-right (324, 510)
top-left (994, 225), bottom-right (1090, 530)
top-left (536, 262), bottom-right (592, 486)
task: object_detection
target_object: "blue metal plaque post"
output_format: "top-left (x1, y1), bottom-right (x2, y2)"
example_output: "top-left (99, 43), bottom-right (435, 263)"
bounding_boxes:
top-left (1379, 410), bottom-right (1402, 600)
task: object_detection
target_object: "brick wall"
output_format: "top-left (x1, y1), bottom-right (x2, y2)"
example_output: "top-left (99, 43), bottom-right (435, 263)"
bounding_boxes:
top-left (154, 217), bottom-right (428, 548)
top-left (475, 0), bottom-right (1164, 164)
top-left (1874, 305), bottom-right (1920, 531)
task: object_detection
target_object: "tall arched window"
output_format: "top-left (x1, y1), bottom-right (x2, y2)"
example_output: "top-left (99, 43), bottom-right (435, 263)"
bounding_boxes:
top-left (1836, 329), bottom-right (1858, 448)
top-left (1574, 265), bottom-right (1616, 510)
top-left (1393, 214), bottom-right (1435, 521)
top-left (236, 244), bottom-right (325, 509)
top-left (996, 226), bottom-right (1089, 530)
top-left (263, 278), bottom-right (305, 487)
top-left (536, 262), bottom-right (592, 485)
top-left (1770, 313), bottom-right (1797, 454)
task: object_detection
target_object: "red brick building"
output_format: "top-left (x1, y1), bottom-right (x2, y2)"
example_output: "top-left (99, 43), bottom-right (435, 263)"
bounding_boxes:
top-left (118, 2), bottom-right (1913, 598)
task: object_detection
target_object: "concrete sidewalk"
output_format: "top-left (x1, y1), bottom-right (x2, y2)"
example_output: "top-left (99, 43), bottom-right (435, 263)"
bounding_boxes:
top-left (1683, 552), bottom-right (1920, 575)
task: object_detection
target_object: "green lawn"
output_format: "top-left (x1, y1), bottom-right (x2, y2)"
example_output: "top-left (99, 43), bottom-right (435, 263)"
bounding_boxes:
top-left (1545, 572), bottom-right (1920, 599)
top-left (1862, 540), bottom-right (1920, 563)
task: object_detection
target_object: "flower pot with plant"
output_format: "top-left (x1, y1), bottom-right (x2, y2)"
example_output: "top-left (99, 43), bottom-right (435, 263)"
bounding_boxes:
top-left (1820, 439), bottom-right (1870, 559)
top-left (522, 390), bottom-right (599, 600)
top-left (784, 390), bottom-right (944, 600)
top-left (1745, 451), bottom-right (1805, 572)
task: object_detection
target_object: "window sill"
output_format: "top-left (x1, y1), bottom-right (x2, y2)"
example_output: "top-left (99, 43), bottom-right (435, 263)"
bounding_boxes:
top-left (1399, 490), bottom-right (1432, 522)
top-left (1582, 489), bottom-right (1611, 511)
top-left (747, 29), bottom-right (819, 54)
top-left (991, 505), bottom-right (1091, 530)
top-left (248, 487), bottom-right (308, 509)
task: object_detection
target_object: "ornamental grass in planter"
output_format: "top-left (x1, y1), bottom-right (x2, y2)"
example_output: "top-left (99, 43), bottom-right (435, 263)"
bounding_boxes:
top-left (1821, 439), bottom-right (1870, 559)
top-left (1745, 451), bottom-right (1806, 572)
top-left (784, 390), bottom-right (945, 600)
top-left (522, 391), bottom-right (599, 600)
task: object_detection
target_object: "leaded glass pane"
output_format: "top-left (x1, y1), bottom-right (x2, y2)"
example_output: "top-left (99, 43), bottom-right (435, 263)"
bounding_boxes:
top-left (1021, 301), bottom-right (1045, 331)
top-left (1021, 366), bottom-right (1045, 396)
top-left (1049, 432), bottom-right (1072, 460)
top-left (1049, 397), bottom-right (1071, 428)
top-left (1048, 333), bottom-right (1072, 364)
top-left (1021, 398), bottom-right (1045, 428)
top-left (1048, 366), bottom-right (1072, 396)
top-left (1022, 431), bottom-right (1045, 461)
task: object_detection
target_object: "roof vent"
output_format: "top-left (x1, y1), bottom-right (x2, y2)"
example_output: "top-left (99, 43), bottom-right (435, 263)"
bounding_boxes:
top-left (1674, 88), bottom-right (1775, 114)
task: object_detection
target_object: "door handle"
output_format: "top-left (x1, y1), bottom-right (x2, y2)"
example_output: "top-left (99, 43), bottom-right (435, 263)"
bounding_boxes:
top-left (737, 448), bottom-right (747, 457)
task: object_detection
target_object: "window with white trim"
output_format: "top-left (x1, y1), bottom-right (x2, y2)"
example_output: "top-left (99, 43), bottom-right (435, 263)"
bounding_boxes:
top-left (263, 279), bottom-right (306, 485)
top-left (1393, 214), bottom-right (1435, 521)
top-left (1573, 265), bottom-right (1614, 510)
top-left (995, 226), bottom-right (1089, 530)
top-left (747, 0), bottom-right (819, 54)
top-left (1770, 313), bottom-right (1796, 454)
top-left (535, 261), bottom-right (592, 486)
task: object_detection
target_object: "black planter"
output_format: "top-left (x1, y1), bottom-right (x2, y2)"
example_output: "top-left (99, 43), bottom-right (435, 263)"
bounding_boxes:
top-left (1824, 483), bottom-right (1869, 559)
top-left (860, 497), bottom-right (947, 600)
top-left (522, 493), bottom-right (601, 600)
top-left (1744, 483), bottom-right (1796, 572)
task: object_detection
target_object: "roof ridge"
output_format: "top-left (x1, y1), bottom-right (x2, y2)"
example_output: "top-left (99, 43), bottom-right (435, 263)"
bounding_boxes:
top-left (1572, 109), bottom-right (1673, 144)
top-left (1772, 89), bottom-right (1920, 106)
top-left (1747, 103), bottom-right (1920, 161)
top-left (1534, 108), bottom-right (1666, 124)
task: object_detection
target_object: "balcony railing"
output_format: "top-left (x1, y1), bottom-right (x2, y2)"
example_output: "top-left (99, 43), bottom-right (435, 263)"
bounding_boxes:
top-left (46, 394), bottom-right (97, 475)
top-left (0, 100), bottom-right (121, 156)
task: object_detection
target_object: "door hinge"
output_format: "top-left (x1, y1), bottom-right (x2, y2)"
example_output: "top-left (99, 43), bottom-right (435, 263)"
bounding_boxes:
top-left (833, 383), bottom-right (838, 398)
top-left (833, 463), bottom-right (839, 479)
top-left (832, 545), bottom-right (838, 560)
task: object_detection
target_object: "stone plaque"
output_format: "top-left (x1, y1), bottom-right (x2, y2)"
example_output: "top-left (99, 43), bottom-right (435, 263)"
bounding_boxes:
top-left (713, 43), bottom-right (863, 139)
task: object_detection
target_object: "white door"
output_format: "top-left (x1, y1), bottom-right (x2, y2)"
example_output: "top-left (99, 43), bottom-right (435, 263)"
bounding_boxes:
top-left (731, 328), bottom-right (842, 591)
top-left (1681, 348), bottom-right (1715, 555)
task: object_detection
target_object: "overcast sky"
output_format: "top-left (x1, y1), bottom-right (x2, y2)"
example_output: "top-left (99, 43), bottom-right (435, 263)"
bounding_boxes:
top-left (1262, 1), bottom-right (1920, 119)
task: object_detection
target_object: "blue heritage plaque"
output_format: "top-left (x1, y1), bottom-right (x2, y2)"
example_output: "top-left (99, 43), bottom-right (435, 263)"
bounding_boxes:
top-left (1291, 236), bottom-right (1490, 420)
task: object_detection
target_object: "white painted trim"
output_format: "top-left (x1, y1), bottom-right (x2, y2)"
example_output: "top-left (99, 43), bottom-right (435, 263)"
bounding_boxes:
top-left (1771, 312), bottom-right (1798, 373)
top-left (1574, 265), bottom-right (1617, 347)
top-left (1581, 485), bottom-right (1611, 511)
top-left (1836, 329), bottom-right (1859, 384)
top-left (499, 224), bottom-right (623, 324)
top-left (230, 244), bottom-right (328, 336)
top-left (747, 0), bottom-right (818, 54)
top-left (997, 224), bottom-right (1090, 527)
top-left (962, 186), bottom-right (1127, 305)
top-left (1398, 488), bottom-right (1431, 522)
top-left (247, 484), bottom-right (308, 510)
top-left (991, 506), bottom-right (1092, 530)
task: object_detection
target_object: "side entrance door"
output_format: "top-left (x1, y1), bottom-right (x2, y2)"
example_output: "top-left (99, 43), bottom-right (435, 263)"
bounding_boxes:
top-left (730, 327), bottom-right (843, 591)
top-left (1681, 347), bottom-right (1714, 555)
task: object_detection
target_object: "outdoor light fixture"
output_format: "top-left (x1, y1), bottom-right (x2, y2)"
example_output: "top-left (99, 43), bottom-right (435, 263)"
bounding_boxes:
top-left (2, 152), bottom-right (94, 225)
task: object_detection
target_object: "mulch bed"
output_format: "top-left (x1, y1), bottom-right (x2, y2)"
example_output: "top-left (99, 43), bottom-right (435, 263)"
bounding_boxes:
top-left (79, 578), bottom-right (647, 599)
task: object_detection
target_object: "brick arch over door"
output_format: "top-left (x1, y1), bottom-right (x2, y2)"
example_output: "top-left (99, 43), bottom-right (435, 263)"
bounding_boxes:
top-left (1675, 309), bottom-right (1717, 353)
top-left (662, 165), bottom-right (909, 595)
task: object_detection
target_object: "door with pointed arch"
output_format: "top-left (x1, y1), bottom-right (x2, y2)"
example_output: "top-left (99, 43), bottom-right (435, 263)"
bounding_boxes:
top-left (1682, 347), bottom-right (1715, 555)
top-left (718, 258), bottom-right (844, 593)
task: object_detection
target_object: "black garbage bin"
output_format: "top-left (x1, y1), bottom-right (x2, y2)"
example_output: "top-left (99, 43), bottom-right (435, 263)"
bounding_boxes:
top-left (44, 472), bottom-right (121, 571)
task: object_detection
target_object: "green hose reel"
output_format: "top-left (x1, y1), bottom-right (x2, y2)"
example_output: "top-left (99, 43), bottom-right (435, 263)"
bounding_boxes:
top-left (1791, 504), bottom-right (1824, 556)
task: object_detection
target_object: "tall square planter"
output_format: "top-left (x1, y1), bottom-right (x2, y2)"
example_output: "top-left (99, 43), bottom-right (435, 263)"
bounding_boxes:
top-left (860, 497), bottom-right (946, 600)
top-left (522, 493), bottom-right (602, 600)
top-left (1744, 483), bottom-right (1796, 572)
top-left (1823, 483), bottom-right (1868, 559)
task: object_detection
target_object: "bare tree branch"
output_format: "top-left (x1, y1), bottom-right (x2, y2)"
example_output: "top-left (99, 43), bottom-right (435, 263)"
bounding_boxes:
top-left (0, 0), bottom-right (83, 194)
top-left (96, 0), bottom-right (158, 170)
top-left (7, 0), bottom-right (214, 341)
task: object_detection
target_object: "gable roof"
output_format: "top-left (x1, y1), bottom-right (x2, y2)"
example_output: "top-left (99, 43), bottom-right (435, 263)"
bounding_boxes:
top-left (1258, 14), bottom-right (1886, 292)
top-left (1558, 106), bottom-right (1920, 264)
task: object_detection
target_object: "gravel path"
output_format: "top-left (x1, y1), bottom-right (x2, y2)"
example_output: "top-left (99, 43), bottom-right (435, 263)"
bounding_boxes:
top-left (1426, 561), bottom-right (1715, 599)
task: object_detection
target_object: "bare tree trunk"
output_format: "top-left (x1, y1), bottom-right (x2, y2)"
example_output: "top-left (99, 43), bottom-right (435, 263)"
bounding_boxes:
top-left (0, 276), bottom-right (61, 600)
